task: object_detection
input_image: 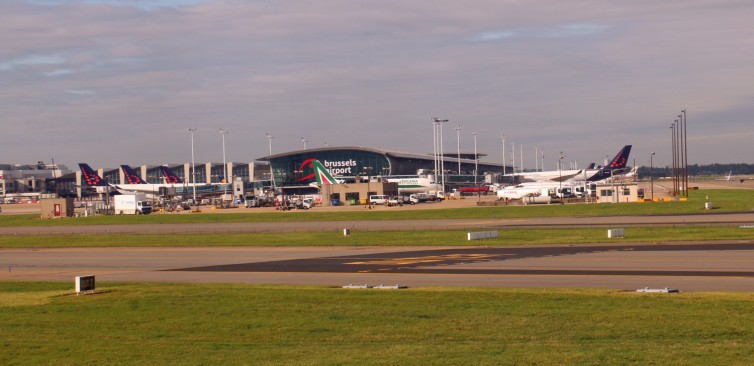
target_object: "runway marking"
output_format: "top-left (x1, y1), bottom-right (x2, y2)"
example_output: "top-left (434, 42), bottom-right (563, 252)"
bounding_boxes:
top-left (344, 253), bottom-right (506, 266)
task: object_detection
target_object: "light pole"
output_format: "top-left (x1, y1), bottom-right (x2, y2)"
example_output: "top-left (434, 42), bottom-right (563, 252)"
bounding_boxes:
top-left (499, 133), bottom-right (506, 176)
top-left (520, 143), bottom-right (524, 173)
top-left (431, 117), bottom-right (448, 194)
top-left (650, 151), bottom-right (655, 201)
top-left (265, 133), bottom-right (274, 155)
top-left (671, 122), bottom-right (677, 196)
top-left (301, 137), bottom-right (308, 150)
top-left (682, 109), bottom-right (688, 197)
top-left (455, 124), bottom-right (462, 174)
top-left (219, 128), bottom-right (228, 197)
top-left (472, 131), bottom-right (478, 187)
top-left (559, 152), bottom-right (565, 204)
top-left (473, 130), bottom-right (480, 203)
top-left (187, 128), bottom-right (197, 206)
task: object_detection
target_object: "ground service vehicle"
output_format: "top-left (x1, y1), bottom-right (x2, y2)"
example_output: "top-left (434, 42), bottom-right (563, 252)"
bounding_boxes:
top-left (386, 196), bottom-right (403, 207)
top-left (113, 194), bottom-right (152, 215)
top-left (369, 195), bottom-right (388, 205)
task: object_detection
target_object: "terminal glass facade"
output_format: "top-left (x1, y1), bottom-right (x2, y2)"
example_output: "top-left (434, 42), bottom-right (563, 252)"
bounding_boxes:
top-left (269, 149), bottom-right (390, 188)
top-left (266, 147), bottom-right (509, 189)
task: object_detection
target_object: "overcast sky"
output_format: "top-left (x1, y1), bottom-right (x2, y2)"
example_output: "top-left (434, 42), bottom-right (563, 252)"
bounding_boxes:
top-left (2, 0), bottom-right (753, 171)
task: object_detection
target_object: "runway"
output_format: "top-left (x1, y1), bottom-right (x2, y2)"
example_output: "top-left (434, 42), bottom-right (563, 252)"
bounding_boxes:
top-left (4, 241), bottom-right (754, 291)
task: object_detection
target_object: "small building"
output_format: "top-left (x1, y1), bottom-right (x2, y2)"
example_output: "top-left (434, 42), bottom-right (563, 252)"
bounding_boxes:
top-left (320, 181), bottom-right (399, 206)
top-left (594, 182), bottom-right (640, 203)
top-left (40, 198), bottom-right (75, 219)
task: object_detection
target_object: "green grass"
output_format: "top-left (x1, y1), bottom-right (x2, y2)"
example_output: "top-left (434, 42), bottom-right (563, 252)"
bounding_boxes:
top-left (1, 226), bottom-right (752, 248)
top-left (2, 189), bottom-right (753, 227)
top-left (2, 282), bottom-right (754, 365)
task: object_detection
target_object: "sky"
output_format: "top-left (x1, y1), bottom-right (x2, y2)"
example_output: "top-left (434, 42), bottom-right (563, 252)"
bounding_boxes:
top-left (2, 0), bottom-right (753, 171)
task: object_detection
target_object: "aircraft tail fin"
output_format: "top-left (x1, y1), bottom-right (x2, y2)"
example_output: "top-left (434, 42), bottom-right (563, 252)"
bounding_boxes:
top-left (120, 165), bottom-right (147, 184)
top-left (78, 163), bottom-right (109, 187)
top-left (586, 162), bottom-right (596, 169)
top-left (608, 145), bottom-right (632, 169)
top-left (586, 145), bottom-right (633, 182)
top-left (160, 166), bottom-right (183, 184)
top-left (311, 160), bottom-right (337, 185)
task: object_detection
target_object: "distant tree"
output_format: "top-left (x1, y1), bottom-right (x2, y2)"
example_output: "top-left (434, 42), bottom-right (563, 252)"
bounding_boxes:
top-left (637, 163), bottom-right (754, 178)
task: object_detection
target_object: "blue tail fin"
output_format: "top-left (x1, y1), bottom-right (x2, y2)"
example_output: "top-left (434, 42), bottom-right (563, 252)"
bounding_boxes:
top-left (160, 166), bottom-right (183, 184)
top-left (587, 145), bottom-right (632, 182)
top-left (608, 145), bottom-right (632, 169)
top-left (121, 165), bottom-right (147, 184)
top-left (78, 163), bottom-right (109, 187)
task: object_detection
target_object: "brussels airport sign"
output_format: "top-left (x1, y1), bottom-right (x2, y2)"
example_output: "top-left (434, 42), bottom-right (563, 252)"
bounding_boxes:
top-left (322, 159), bottom-right (357, 175)
top-left (297, 158), bottom-right (358, 180)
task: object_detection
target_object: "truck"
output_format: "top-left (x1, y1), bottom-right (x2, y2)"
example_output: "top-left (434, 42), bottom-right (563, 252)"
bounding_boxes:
top-left (457, 186), bottom-right (490, 196)
top-left (113, 194), bottom-right (153, 215)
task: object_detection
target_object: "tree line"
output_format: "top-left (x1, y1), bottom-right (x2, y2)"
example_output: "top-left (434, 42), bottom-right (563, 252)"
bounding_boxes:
top-left (637, 163), bottom-right (754, 178)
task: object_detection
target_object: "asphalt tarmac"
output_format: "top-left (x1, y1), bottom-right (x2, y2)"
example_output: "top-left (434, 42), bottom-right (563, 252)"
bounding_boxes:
top-left (4, 240), bottom-right (754, 292)
top-left (3, 202), bottom-right (754, 291)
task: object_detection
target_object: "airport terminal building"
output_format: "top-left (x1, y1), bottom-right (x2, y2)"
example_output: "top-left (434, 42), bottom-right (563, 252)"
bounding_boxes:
top-left (3, 146), bottom-right (509, 199)
top-left (259, 146), bottom-right (510, 193)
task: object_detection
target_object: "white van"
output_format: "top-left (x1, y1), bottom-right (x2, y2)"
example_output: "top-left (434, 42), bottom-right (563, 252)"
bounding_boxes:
top-left (368, 195), bottom-right (388, 205)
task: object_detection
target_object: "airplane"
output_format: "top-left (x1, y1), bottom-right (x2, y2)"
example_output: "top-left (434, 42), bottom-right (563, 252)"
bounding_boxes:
top-left (506, 145), bottom-right (631, 184)
top-left (582, 145), bottom-right (633, 182)
top-left (715, 171), bottom-right (734, 181)
top-left (509, 145), bottom-right (632, 184)
top-left (78, 163), bottom-right (114, 194)
top-left (152, 165), bottom-right (231, 195)
top-left (508, 168), bottom-right (583, 183)
top-left (79, 163), bottom-right (228, 197)
top-left (121, 165), bottom-right (148, 184)
top-left (610, 165), bottom-right (639, 181)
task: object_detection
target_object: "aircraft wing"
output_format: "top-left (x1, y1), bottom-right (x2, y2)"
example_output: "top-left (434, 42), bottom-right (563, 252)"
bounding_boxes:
top-left (549, 170), bottom-right (583, 182)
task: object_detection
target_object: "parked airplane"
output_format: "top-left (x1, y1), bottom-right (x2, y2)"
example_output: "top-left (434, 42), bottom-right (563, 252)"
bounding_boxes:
top-left (121, 165), bottom-right (148, 184)
top-left (508, 145), bottom-right (632, 184)
top-left (78, 163), bottom-right (228, 197)
top-left (582, 145), bottom-right (633, 182)
top-left (509, 168), bottom-right (583, 183)
top-left (152, 165), bottom-right (231, 195)
top-left (78, 163), bottom-right (114, 194)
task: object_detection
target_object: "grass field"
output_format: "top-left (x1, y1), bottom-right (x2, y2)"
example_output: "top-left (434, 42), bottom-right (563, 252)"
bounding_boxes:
top-left (1, 226), bottom-right (753, 248)
top-left (1, 189), bottom-right (752, 227)
top-left (2, 282), bottom-right (754, 365)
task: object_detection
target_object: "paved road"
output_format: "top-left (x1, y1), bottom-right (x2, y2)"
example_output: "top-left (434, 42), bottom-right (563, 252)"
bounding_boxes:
top-left (3, 210), bottom-right (753, 292)
top-left (4, 241), bottom-right (754, 291)
top-left (2, 212), bottom-right (753, 236)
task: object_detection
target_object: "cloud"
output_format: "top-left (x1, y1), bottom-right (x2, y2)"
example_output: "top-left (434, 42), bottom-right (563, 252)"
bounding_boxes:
top-left (471, 23), bottom-right (609, 42)
top-left (65, 89), bottom-right (95, 95)
top-left (26, 0), bottom-right (205, 11)
top-left (2, 0), bottom-right (754, 168)
top-left (0, 54), bottom-right (66, 71)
